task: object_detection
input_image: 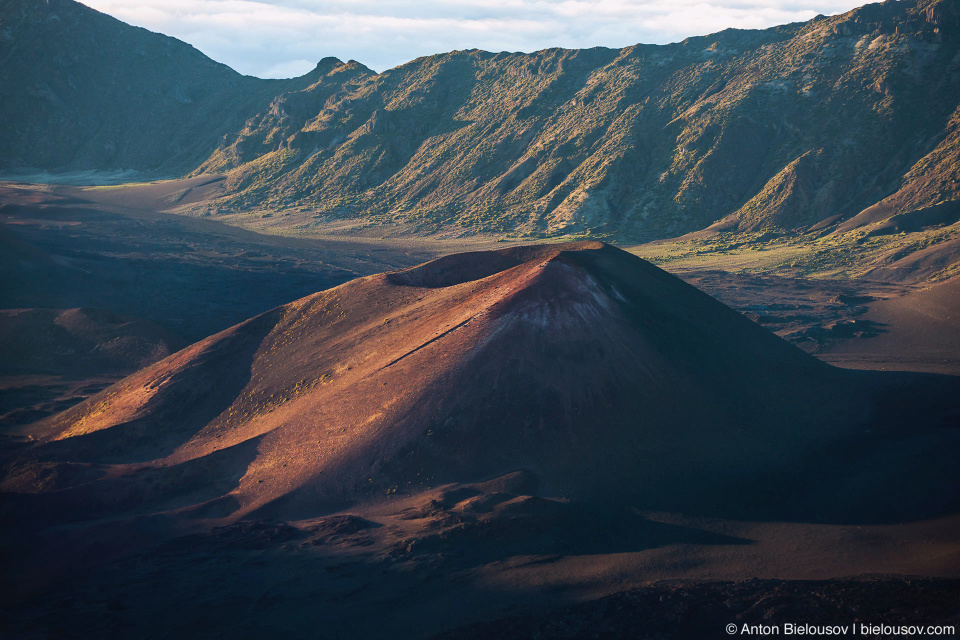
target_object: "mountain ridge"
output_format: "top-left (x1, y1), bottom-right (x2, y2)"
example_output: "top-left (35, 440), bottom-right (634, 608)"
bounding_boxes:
top-left (3, 0), bottom-right (960, 245)
top-left (187, 0), bottom-right (960, 241)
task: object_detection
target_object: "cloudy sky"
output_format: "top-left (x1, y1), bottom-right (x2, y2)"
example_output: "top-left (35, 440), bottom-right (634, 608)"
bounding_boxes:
top-left (82, 0), bottom-right (866, 78)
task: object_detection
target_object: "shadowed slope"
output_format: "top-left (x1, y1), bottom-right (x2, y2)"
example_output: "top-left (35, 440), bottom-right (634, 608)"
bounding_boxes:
top-left (0, 307), bottom-right (181, 377)
top-left (6, 243), bottom-right (959, 525)
top-left (0, 0), bottom-right (333, 174)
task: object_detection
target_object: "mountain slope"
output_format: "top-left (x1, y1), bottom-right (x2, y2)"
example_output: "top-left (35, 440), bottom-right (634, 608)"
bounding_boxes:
top-left (188, 0), bottom-right (960, 241)
top-left (3, 0), bottom-right (959, 246)
top-left (0, 0), bottom-right (337, 174)
top-left (7, 243), bottom-right (958, 524)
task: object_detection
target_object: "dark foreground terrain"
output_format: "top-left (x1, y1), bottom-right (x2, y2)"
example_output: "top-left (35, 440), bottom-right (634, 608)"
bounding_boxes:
top-left (3, 511), bottom-right (959, 640)
top-left (435, 579), bottom-right (960, 640)
top-left (2, 479), bottom-right (959, 638)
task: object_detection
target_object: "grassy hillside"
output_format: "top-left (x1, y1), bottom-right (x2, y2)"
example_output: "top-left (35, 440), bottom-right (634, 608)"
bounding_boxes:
top-left (186, 0), bottom-right (960, 243)
top-left (3, 0), bottom-right (959, 253)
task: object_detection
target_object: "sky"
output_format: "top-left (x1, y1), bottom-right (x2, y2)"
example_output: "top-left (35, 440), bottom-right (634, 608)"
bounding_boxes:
top-left (82, 0), bottom-right (868, 78)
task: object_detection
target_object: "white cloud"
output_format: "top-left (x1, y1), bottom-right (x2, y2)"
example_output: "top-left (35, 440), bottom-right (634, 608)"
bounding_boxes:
top-left (81, 0), bottom-right (867, 77)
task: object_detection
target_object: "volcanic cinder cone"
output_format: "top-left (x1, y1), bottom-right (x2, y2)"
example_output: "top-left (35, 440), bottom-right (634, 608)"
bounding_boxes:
top-left (9, 242), bottom-right (957, 523)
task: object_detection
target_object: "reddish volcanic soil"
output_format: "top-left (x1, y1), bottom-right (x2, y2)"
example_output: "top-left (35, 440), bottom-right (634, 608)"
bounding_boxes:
top-left (11, 241), bottom-right (954, 518)
top-left (1, 242), bottom-right (959, 639)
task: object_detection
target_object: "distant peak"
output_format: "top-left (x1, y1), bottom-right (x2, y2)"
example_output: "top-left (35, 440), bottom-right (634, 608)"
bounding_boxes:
top-left (316, 56), bottom-right (342, 69)
top-left (303, 57), bottom-right (342, 78)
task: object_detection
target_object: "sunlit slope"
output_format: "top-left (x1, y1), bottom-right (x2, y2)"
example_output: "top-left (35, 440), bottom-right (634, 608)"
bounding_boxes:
top-left (191, 0), bottom-right (960, 242)
top-left (13, 243), bottom-right (957, 524)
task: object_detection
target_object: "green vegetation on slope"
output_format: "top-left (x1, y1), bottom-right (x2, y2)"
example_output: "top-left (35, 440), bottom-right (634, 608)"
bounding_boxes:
top-left (184, 0), bottom-right (960, 243)
top-left (3, 0), bottom-right (960, 256)
top-left (632, 222), bottom-right (960, 284)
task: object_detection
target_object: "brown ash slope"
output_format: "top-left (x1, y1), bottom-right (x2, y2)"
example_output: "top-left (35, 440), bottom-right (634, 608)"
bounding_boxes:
top-left (6, 242), bottom-right (959, 528)
top-left (0, 180), bottom-right (431, 440)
